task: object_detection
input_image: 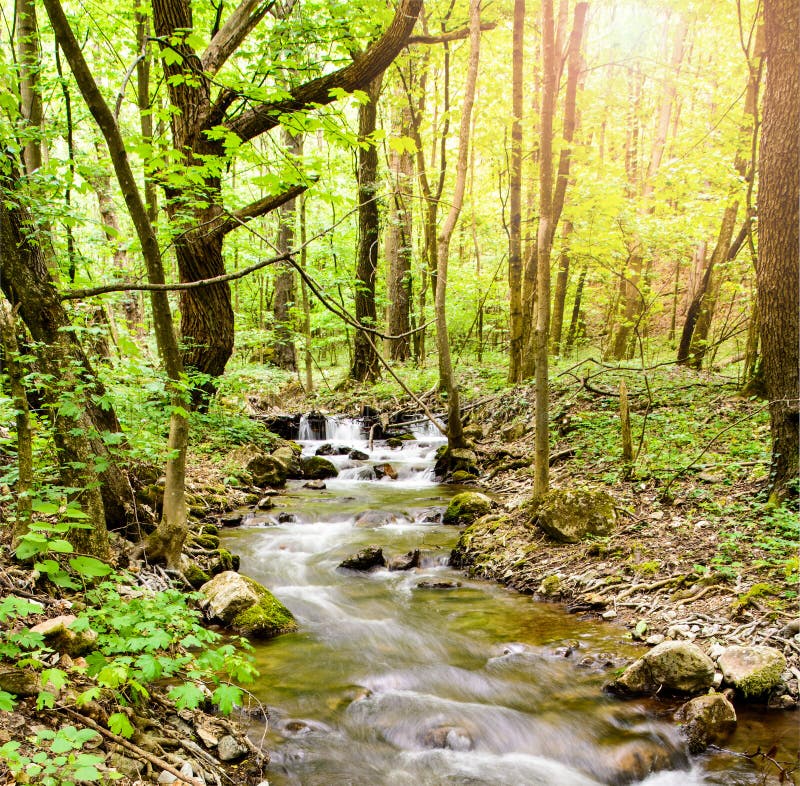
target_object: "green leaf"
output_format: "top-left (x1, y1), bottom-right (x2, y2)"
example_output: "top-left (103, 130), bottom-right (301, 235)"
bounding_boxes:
top-left (69, 556), bottom-right (112, 578)
top-left (0, 691), bottom-right (16, 711)
top-left (36, 690), bottom-right (55, 710)
top-left (211, 683), bottom-right (241, 715)
top-left (32, 501), bottom-right (60, 515)
top-left (71, 765), bottom-right (102, 781)
top-left (40, 668), bottom-right (68, 693)
top-left (48, 539), bottom-right (74, 554)
top-left (167, 682), bottom-right (205, 710)
top-left (107, 712), bottom-right (134, 739)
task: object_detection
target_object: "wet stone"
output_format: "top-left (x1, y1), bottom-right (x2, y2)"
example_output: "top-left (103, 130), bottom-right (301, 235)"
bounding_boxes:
top-left (217, 734), bottom-right (248, 762)
top-left (339, 546), bottom-right (386, 571)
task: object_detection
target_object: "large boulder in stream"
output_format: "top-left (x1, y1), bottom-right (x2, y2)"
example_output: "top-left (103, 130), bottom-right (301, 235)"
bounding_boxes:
top-left (300, 455), bottom-right (339, 480)
top-left (246, 453), bottom-right (287, 488)
top-left (271, 444), bottom-right (303, 478)
top-left (607, 641), bottom-right (715, 696)
top-left (200, 571), bottom-right (296, 639)
top-left (675, 693), bottom-right (737, 753)
top-left (717, 645), bottom-right (786, 698)
top-left (527, 488), bottom-right (616, 543)
top-left (339, 546), bottom-right (386, 571)
top-left (443, 492), bottom-right (495, 526)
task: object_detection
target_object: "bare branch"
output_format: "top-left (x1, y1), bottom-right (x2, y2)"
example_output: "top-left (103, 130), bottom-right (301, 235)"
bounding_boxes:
top-left (214, 182), bottom-right (308, 237)
top-left (225, 0), bottom-right (422, 142)
top-left (202, 0), bottom-right (275, 76)
top-left (407, 21), bottom-right (496, 45)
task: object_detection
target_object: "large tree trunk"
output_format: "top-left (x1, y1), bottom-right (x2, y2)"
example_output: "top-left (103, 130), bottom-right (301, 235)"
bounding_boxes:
top-left (385, 101), bottom-right (414, 362)
top-left (0, 172), bottom-right (112, 558)
top-left (507, 0), bottom-right (525, 382)
top-left (757, 0), bottom-right (799, 503)
top-left (351, 77), bottom-right (383, 383)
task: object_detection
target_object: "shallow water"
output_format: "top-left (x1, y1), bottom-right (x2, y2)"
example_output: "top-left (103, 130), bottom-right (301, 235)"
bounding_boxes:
top-left (223, 417), bottom-right (798, 785)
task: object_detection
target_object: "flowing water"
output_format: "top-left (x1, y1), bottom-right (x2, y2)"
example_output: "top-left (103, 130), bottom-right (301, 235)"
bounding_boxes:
top-left (223, 417), bottom-right (798, 786)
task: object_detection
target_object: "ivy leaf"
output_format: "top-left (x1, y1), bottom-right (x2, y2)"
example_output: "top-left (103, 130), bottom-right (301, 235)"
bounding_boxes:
top-left (108, 712), bottom-right (134, 739)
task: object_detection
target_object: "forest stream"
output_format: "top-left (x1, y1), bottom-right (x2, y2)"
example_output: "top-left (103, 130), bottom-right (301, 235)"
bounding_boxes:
top-left (221, 418), bottom-right (796, 786)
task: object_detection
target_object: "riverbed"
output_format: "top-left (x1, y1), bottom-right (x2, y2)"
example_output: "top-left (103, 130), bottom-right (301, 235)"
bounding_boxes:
top-left (222, 418), bottom-right (797, 785)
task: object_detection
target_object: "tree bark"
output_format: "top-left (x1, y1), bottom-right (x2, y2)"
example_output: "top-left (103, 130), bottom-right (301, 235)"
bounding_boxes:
top-left (757, 0), bottom-right (799, 503)
top-left (16, 0), bottom-right (44, 175)
top-left (563, 267), bottom-right (586, 354)
top-left (0, 171), bottom-right (111, 558)
top-left (533, 0), bottom-right (556, 495)
top-left (385, 100), bottom-right (414, 362)
top-left (435, 0), bottom-right (482, 451)
top-left (44, 0), bottom-right (190, 566)
top-left (550, 220), bottom-right (573, 354)
top-left (507, 0), bottom-right (525, 382)
top-left (272, 131), bottom-right (302, 371)
top-left (351, 77), bottom-right (383, 383)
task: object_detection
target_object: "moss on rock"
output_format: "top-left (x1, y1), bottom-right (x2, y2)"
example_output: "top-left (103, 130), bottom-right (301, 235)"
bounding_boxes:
top-left (300, 455), bottom-right (339, 480)
top-left (443, 492), bottom-right (494, 526)
top-left (527, 488), bottom-right (616, 543)
top-left (230, 580), bottom-right (297, 638)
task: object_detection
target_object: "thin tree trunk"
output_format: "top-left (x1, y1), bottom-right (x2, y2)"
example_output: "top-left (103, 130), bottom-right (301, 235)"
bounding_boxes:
top-left (351, 77), bottom-right (383, 382)
top-left (686, 202), bottom-right (738, 367)
top-left (385, 99), bottom-right (414, 361)
top-left (16, 0), bottom-right (44, 175)
top-left (533, 0), bottom-right (556, 495)
top-left (564, 267), bottom-right (586, 354)
top-left (273, 131), bottom-right (302, 371)
top-left (299, 195), bottom-right (313, 393)
top-left (550, 220), bottom-right (573, 354)
top-left (507, 0), bottom-right (525, 382)
top-left (44, 0), bottom-right (189, 566)
top-left (436, 0), bottom-right (482, 451)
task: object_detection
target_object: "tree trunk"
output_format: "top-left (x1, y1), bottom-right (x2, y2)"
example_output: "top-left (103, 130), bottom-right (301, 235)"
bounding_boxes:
top-left (564, 267), bottom-right (586, 354)
top-left (550, 221), bottom-right (573, 354)
top-left (16, 0), bottom-right (44, 175)
top-left (0, 302), bottom-right (33, 542)
top-left (91, 140), bottom-right (144, 333)
top-left (507, 0), bottom-right (525, 382)
top-left (273, 131), bottom-right (302, 371)
top-left (685, 202), bottom-right (738, 367)
top-left (385, 101), bottom-right (414, 362)
top-left (45, 0), bottom-right (190, 566)
top-left (436, 0), bottom-right (482, 451)
top-left (533, 0), bottom-right (556, 495)
top-left (0, 173), bottom-right (111, 558)
top-left (757, 0), bottom-right (799, 503)
top-left (351, 77), bottom-right (383, 382)
top-left (299, 196), bottom-right (314, 392)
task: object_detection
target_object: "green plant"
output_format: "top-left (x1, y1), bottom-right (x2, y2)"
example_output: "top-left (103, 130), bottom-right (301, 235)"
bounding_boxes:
top-left (0, 726), bottom-right (115, 785)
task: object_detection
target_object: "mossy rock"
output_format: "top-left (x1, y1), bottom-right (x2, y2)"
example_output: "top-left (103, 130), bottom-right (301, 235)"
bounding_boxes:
top-left (300, 455), bottom-right (339, 480)
top-left (271, 445), bottom-right (303, 478)
top-left (201, 571), bottom-right (296, 639)
top-left (527, 488), bottom-right (616, 543)
top-left (208, 548), bottom-right (240, 576)
top-left (231, 588), bottom-right (297, 638)
top-left (192, 533), bottom-right (221, 550)
top-left (386, 437), bottom-right (404, 448)
top-left (199, 523), bottom-right (219, 536)
top-left (451, 470), bottom-right (478, 484)
top-left (443, 492), bottom-right (494, 526)
top-left (246, 453), bottom-right (287, 488)
top-left (183, 561), bottom-right (212, 589)
top-left (717, 645), bottom-right (786, 699)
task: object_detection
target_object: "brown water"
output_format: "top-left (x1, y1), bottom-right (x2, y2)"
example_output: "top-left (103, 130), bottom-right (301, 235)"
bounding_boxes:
top-left (223, 418), bottom-right (798, 785)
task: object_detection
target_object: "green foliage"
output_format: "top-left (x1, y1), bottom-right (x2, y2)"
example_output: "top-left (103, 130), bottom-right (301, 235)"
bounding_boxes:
top-left (0, 726), bottom-right (114, 786)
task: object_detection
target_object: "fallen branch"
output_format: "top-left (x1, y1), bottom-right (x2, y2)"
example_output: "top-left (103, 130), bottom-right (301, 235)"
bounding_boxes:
top-left (56, 705), bottom-right (205, 786)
